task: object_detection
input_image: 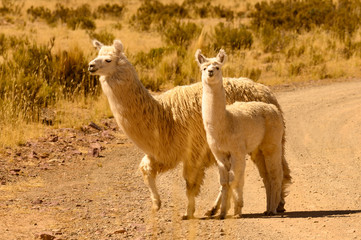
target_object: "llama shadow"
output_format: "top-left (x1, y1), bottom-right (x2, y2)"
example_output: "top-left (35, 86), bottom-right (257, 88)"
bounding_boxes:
top-left (199, 210), bottom-right (361, 220)
top-left (242, 209), bottom-right (361, 219)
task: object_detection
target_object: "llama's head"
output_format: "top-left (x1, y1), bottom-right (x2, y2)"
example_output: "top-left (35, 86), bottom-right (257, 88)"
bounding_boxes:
top-left (88, 39), bottom-right (127, 76)
top-left (195, 49), bottom-right (227, 84)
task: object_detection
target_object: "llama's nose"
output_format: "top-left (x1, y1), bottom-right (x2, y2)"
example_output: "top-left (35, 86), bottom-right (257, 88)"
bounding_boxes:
top-left (88, 63), bottom-right (97, 73)
top-left (208, 70), bottom-right (214, 77)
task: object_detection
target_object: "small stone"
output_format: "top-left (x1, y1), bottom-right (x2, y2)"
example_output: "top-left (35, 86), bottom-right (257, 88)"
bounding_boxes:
top-left (32, 199), bottom-right (43, 205)
top-left (35, 233), bottom-right (56, 240)
top-left (113, 228), bottom-right (126, 234)
top-left (50, 136), bottom-right (58, 142)
top-left (89, 142), bottom-right (102, 157)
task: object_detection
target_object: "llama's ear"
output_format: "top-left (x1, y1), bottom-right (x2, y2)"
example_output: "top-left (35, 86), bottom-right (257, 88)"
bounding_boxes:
top-left (113, 40), bottom-right (124, 54)
top-left (92, 39), bottom-right (103, 50)
top-left (216, 49), bottom-right (227, 66)
top-left (195, 49), bottom-right (207, 66)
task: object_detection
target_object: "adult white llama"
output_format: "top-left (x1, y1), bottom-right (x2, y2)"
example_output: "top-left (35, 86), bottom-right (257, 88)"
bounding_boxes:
top-left (88, 39), bottom-right (291, 219)
top-left (196, 49), bottom-right (287, 218)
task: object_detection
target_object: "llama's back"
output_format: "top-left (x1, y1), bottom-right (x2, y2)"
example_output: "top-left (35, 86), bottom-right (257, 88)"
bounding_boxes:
top-left (155, 77), bottom-right (282, 168)
top-left (222, 78), bottom-right (281, 109)
top-left (227, 101), bottom-right (284, 146)
top-left (158, 77), bottom-right (281, 124)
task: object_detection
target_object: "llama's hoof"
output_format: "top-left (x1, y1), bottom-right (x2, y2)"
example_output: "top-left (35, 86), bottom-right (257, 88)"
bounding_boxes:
top-left (182, 215), bottom-right (195, 220)
top-left (277, 202), bottom-right (286, 213)
top-left (219, 213), bottom-right (227, 220)
top-left (264, 211), bottom-right (276, 216)
top-left (152, 200), bottom-right (161, 211)
top-left (205, 208), bottom-right (218, 217)
top-left (233, 214), bottom-right (242, 219)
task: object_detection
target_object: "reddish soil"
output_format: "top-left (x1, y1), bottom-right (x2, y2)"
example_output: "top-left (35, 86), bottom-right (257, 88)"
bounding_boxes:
top-left (1, 80), bottom-right (361, 239)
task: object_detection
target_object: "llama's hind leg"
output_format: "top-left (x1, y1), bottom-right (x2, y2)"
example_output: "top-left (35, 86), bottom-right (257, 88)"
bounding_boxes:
top-left (251, 149), bottom-right (271, 214)
top-left (205, 187), bottom-right (222, 217)
top-left (278, 154), bottom-right (292, 213)
top-left (262, 145), bottom-right (283, 216)
top-left (182, 164), bottom-right (206, 220)
top-left (139, 155), bottom-right (161, 211)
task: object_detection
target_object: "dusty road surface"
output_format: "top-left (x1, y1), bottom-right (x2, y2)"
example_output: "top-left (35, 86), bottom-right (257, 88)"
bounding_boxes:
top-left (1, 80), bottom-right (361, 239)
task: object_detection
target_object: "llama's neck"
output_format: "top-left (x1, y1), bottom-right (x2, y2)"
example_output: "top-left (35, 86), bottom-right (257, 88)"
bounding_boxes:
top-left (100, 63), bottom-right (168, 155)
top-left (202, 78), bottom-right (228, 133)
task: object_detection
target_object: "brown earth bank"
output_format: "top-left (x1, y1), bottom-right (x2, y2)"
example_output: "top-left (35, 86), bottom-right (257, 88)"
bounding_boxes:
top-left (1, 79), bottom-right (361, 240)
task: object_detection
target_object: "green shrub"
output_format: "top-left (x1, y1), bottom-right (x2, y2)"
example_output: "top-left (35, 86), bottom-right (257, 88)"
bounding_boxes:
top-left (250, 0), bottom-right (334, 32)
top-left (329, 0), bottom-right (361, 41)
top-left (0, 36), bottom-right (99, 122)
top-left (129, 0), bottom-right (188, 31)
top-left (88, 30), bottom-right (115, 45)
top-left (212, 23), bottom-right (253, 51)
top-left (288, 62), bottom-right (306, 76)
top-left (27, 6), bottom-right (54, 23)
top-left (260, 24), bottom-right (293, 53)
top-left (161, 21), bottom-right (201, 47)
top-left (183, 0), bottom-right (235, 20)
top-left (213, 5), bottom-right (234, 21)
top-left (96, 3), bottom-right (125, 18)
top-left (67, 17), bottom-right (95, 30)
top-left (250, 0), bottom-right (361, 41)
top-left (0, 0), bottom-right (23, 16)
top-left (26, 4), bottom-right (96, 30)
top-left (134, 47), bottom-right (167, 69)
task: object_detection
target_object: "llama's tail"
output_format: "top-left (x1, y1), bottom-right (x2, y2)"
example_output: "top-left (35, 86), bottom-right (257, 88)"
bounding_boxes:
top-left (279, 132), bottom-right (292, 210)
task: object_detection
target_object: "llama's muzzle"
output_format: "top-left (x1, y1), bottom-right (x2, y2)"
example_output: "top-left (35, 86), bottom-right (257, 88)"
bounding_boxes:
top-left (208, 70), bottom-right (214, 77)
top-left (88, 64), bottom-right (97, 73)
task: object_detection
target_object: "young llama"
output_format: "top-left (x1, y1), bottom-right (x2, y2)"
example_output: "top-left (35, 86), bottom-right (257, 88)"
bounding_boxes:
top-left (196, 49), bottom-right (288, 218)
top-left (88, 39), bottom-right (290, 219)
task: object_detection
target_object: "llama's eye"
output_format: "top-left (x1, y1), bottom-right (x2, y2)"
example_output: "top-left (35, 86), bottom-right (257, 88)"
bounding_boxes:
top-left (105, 59), bottom-right (112, 63)
top-left (216, 67), bottom-right (219, 70)
top-left (203, 68), bottom-right (206, 71)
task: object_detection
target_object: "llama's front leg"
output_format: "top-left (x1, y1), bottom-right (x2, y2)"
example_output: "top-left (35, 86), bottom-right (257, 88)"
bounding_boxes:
top-left (230, 153), bottom-right (246, 218)
top-left (139, 156), bottom-right (161, 211)
top-left (218, 164), bottom-right (231, 219)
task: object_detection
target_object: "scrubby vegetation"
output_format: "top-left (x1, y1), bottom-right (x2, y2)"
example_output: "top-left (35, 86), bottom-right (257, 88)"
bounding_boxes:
top-left (1, 0), bottom-right (361, 147)
top-left (0, 35), bottom-right (98, 124)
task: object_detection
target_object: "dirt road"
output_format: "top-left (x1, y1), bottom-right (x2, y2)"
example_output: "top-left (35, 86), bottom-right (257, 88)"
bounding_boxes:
top-left (1, 80), bottom-right (361, 239)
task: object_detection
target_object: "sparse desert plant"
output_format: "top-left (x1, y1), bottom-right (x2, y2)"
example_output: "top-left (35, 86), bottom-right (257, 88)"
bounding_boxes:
top-left (96, 3), bottom-right (125, 18)
top-left (161, 21), bottom-right (201, 47)
top-left (212, 23), bottom-right (253, 51)
top-left (27, 4), bottom-right (96, 30)
top-left (133, 47), bottom-right (168, 69)
top-left (0, 36), bottom-right (99, 123)
top-left (0, 0), bottom-right (23, 16)
top-left (260, 24), bottom-right (294, 53)
top-left (88, 29), bottom-right (115, 46)
top-left (129, 0), bottom-right (188, 31)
